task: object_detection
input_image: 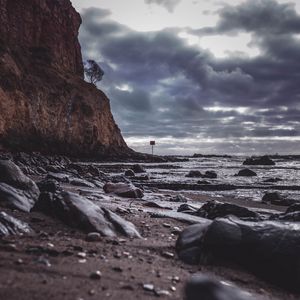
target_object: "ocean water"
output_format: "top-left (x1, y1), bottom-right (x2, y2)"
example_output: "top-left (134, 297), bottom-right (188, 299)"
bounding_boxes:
top-left (98, 156), bottom-right (300, 203)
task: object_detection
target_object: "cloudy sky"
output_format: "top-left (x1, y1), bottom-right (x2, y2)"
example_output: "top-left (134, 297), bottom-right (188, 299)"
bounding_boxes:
top-left (71, 0), bottom-right (300, 155)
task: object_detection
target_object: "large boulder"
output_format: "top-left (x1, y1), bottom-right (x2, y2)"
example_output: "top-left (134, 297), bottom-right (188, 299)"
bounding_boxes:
top-left (177, 217), bottom-right (300, 290)
top-left (195, 200), bottom-right (259, 220)
top-left (0, 211), bottom-right (33, 237)
top-left (185, 274), bottom-right (251, 300)
top-left (33, 192), bottom-right (141, 238)
top-left (234, 168), bottom-right (257, 177)
top-left (0, 160), bottom-right (40, 212)
top-left (103, 182), bottom-right (144, 198)
top-left (243, 156), bottom-right (275, 166)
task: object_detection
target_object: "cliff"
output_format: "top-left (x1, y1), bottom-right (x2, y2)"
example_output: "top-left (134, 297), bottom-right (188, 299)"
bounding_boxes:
top-left (0, 0), bottom-right (130, 157)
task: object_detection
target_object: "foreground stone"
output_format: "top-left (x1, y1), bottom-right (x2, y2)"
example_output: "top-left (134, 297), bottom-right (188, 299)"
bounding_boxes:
top-left (103, 182), bottom-right (144, 198)
top-left (185, 274), bottom-right (251, 300)
top-left (0, 160), bottom-right (40, 212)
top-left (33, 192), bottom-right (141, 238)
top-left (262, 192), bottom-right (297, 206)
top-left (0, 211), bottom-right (33, 237)
top-left (177, 216), bottom-right (300, 290)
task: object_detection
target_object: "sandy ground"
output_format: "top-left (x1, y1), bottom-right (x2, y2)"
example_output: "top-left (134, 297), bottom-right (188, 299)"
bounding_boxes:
top-left (0, 188), bottom-right (299, 300)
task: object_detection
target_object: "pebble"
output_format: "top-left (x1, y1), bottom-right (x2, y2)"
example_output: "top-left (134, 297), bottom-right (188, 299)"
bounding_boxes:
top-left (90, 270), bottom-right (102, 280)
top-left (77, 252), bottom-right (86, 258)
top-left (15, 258), bottom-right (24, 265)
top-left (143, 284), bottom-right (155, 291)
top-left (162, 251), bottom-right (175, 259)
top-left (163, 223), bottom-right (171, 228)
top-left (155, 290), bottom-right (171, 296)
top-left (86, 232), bottom-right (101, 242)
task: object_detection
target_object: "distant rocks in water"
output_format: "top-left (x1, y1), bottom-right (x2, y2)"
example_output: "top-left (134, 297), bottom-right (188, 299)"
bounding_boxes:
top-left (125, 169), bottom-right (135, 177)
top-left (0, 211), bottom-right (33, 237)
top-left (185, 274), bottom-right (251, 300)
top-left (262, 192), bottom-right (297, 206)
top-left (186, 170), bottom-right (217, 179)
top-left (202, 171), bottom-right (217, 179)
top-left (192, 154), bottom-right (232, 158)
top-left (33, 192), bottom-right (141, 238)
top-left (263, 177), bottom-right (282, 183)
top-left (195, 200), bottom-right (259, 220)
top-left (235, 168), bottom-right (257, 177)
top-left (0, 160), bottom-right (40, 212)
top-left (103, 182), bottom-right (144, 198)
top-left (243, 155), bottom-right (275, 166)
top-left (176, 216), bottom-right (300, 290)
top-left (132, 164), bottom-right (146, 173)
top-left (186, 170), bottom-right (202, 178)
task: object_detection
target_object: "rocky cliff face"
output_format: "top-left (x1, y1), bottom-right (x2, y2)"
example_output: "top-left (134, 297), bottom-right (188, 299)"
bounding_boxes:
top-left (0, 0), bottom-right (130, 157)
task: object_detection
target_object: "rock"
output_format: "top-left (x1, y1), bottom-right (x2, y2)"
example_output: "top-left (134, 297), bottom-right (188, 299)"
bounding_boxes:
top-left (234, 168), bottom-right (257, 177)
top-left (46, 172), bottom-right (70, 183)
top-left (197, 180), bottom-right (211, 184)
top-left (133, 175), bottom-right (150, 181)
top-left (186, 170), bottom-right (202, 178)
top-left (263, 178), bottom-right (282, 183)
top-left (0, 160), bottom-right (40, 211)
top-left (262, 192), bottom-right (296, 206)
top-left (0, 211), bottom-right (33, 237)
top-left (169, 194), bottom-right (188, 203)
top-left (132, 164), bottom-right (146, 173)
top-left (195, 200), bottom-right (259, 220)
top-left (177, 203), bottom-right (198, 214)
top-left (90, 271), bottom-right (102, 280)
top-left (0, 0), bottom-right (129, 157)
top-left (125, 169), bottom-right (135, 177)
top-left (202, 171), bottom-right (217, 179)
top-left (243, 156), bottom-right (275, 166)
top-left (103, 182), bottom-right (144, 198)
top-left (177, 216), bottom-right (300, 290)
top-left (185, 274), bottom-right (251, 300)
top-left (143, 284), bottom-right (155, 292)
top-left (33, 191), bottom-right (141, 238)
top-left (69, 178), bottom-right (95, 188)
top-left (86, 232), bottom-right (102, 242)
top-left (37, 179), bottom-right (60, 193)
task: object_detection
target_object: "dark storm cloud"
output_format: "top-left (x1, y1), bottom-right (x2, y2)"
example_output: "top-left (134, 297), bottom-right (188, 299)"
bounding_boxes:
top-left (79, 2), bottom-right (300, 154)
top-left (144, 0), bottom-right (181, 12)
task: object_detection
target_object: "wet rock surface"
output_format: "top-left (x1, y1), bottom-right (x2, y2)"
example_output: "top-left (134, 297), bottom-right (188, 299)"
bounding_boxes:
top-left (177, 216), bottom-right (300, 290)
top-left (0, 160), bottom-right (40, 212)
top-left (0, 211), bottom-right (32, 237)
top-left (185, 274), bottom-right (252, 300)
top-left (235, 168), bottom-right (257, 177)
top-left (103, 182), bottom-right (144, 198)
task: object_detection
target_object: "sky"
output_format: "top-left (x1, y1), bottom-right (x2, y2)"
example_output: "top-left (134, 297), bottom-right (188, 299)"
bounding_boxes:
top-left (71, 0), bottom-right (300, 155)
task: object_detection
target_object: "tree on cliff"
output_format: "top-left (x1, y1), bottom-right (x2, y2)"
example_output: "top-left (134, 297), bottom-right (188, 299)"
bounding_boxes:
top-left (84, 60), bottom-right (104, 85)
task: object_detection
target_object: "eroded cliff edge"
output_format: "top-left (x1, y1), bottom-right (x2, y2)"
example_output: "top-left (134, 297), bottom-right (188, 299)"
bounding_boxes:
top-left (0, 0), bottom-right (130, 157)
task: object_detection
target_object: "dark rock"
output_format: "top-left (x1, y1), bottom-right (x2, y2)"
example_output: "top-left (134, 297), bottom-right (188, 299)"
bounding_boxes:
top-left (186, 170), bottom-right (202, 178)
top-left (0, 211), bottom-right (33, 237)
top-left (0, 160), bottom-right (40, 212)
top-left (202, 171), bottom-right (217, 179)
top-left (176, 223), bottom-right (211, 264)
top-left (263, 178), bottom-right (282, 183)
top-left (125, 169), bottom-right (135, 177)
top-left (133, 175), bottom-right (150, 181)
top-left (33, 191), bottom-right (141, 238)
top-left (132, 164), bottom-right (146, 173)
top-left (177, 203), bottom-right (198, 214)
top-left (46, 165), bottom-right (63, 173)
top-left (46, 172), bottom-right (70, 183)
top-left (169, 194), bottom-right (188, 203)
top-left (69, 178), bottom-right (95, 188)
top-left (243, 156), bottom-right (275, 166)
top-left (37, 179), bottom-right (60, 193)
top-left (195, 200), bottom-right (259, 220)
top-left (177, 216), bottom-right (300, 290)
top-left (262, 192), bottom-right (296, 206)
top-left (286, 203), bottom-right (300, 214)
top-left (235, 168), bottom-right (257, 177)
top-left (143, 201), bottom-right (172, 210)
top-left (90, 270), bottom-right (102, 280)
top-left (197, 180), bottom-right (211, 185)
top-left (185, 274), bottom-right (251, 300)
top-left (103, 182), bottom-right (144, 198)
top-left (86, 232), bottom-right (102, 242)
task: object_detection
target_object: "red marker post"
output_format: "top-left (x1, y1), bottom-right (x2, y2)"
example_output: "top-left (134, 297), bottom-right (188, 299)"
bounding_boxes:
top-left (150, 141), bottom-right (155, 155)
